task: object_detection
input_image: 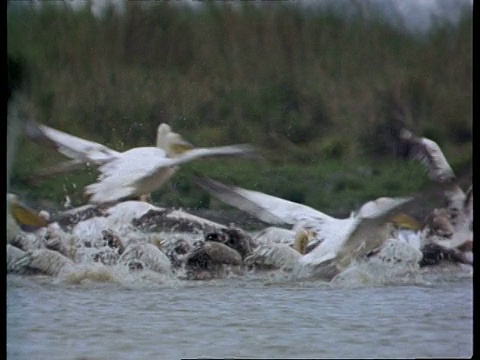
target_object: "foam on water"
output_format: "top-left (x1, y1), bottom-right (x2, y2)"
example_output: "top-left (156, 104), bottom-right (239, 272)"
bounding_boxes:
top-left (55, 262), bottom-right (182, 289)
top-left (7, 211), bottom-right (473, 290)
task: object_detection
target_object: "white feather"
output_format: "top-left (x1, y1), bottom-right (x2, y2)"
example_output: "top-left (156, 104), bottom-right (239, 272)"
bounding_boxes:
top-left (11, 248), bottom-right (75, 276)
top-left (197, 177), bottom-right (414, 279)
top-left (119, 243), bottom-right (172, 274)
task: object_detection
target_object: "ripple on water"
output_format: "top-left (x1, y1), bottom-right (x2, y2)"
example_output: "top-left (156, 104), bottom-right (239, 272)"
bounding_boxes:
top-left (7, 252), bottom-right (473, 359)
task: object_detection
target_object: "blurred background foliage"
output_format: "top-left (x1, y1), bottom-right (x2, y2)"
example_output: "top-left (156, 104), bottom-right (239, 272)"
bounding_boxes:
top-left (7, 1), bottom-right (472, 218)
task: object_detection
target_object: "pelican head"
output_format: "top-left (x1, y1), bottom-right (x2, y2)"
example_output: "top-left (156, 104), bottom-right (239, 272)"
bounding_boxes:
top-left (156, 123), bottom-right (194, 157)
top-left (156, 123), bottom-right (172, 149)
top-left (165, 132), bottom-right (194, 156)
top-left (38, 210), bottom-right (51, 222)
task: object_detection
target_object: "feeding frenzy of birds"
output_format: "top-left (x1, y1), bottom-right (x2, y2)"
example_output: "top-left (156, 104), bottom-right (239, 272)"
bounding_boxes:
top-left (7, 123), bottom-right (472, 284)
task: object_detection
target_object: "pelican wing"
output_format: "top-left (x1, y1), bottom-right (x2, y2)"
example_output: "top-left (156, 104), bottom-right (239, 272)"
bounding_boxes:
top-left (85, 147), bottom-right (171, 203)
top-left (300, 197), bottom-right (414, 270)
top-left (196, 177), bottom-right (334, 226)
top-left (254, 227), bottom-right (296, 246)
top-left (170, 144), bottom-right (257, 165)
top-left (334, 197), bottom-right (415, 267)
top-left (399, 129), bottom-right (466, 211)
top-left (23, 121), bottom-right (119, 165)
top-left (32, 159), bottom-right (87, 178)
top-left (11, 248), bottom-right (75, 276)
top-left (399, 129), bottom-right (456, 183)
top-left (85, 145), bottom-right (255, 204)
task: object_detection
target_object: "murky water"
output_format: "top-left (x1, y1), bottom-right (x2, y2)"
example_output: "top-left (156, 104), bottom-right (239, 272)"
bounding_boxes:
top-left (7, 272), bottom-right (472, 359)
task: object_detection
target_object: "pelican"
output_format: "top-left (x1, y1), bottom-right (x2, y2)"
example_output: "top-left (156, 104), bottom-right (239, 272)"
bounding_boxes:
top-left (24, 121), bottom-right (256, 204)
top-left (10, 248), bottom-right (75, 276)
top-left (42, 224), bottom-right (77, 260)
top-left (167, 234), bottom-right (244, 280)
top-left (398, 129), bottom-right (472, 233)
top-left (181, 240), bottom-right (243, 280)
top-left (85, 143), bottom-right (255, 204)
top-left (65, 200), bottom-right (225, 236)
top-left (165, 238), bottom-right (193, 270)
top-left (253, 226), bottom-right (320, 253)
top-left (204, 226), bottom-right (257, 259)
top-left (23, 122), bottom-right (194, 204)
top-left (118, 243), bottom-right (173, 274)
top-left (245, 229), bottom-right (311, 271)
top-left (398, 129), bottom-right (473, 266)
top-left (23, 122), bottom-right (191, 177)
top-left (196, 177), bottom-right (417, 280)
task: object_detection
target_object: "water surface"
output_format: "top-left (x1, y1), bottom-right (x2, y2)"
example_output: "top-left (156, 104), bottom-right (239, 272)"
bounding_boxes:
top-left (7, 273), bottom-right (472, 359)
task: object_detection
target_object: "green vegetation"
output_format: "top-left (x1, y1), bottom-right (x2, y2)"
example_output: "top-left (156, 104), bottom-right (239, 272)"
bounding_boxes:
top-left (7, 2), bottom-right (472, 215)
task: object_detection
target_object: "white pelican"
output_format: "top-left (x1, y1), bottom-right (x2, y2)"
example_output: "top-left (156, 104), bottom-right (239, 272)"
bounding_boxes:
top-left (204, 227), bottom-right (257, 259)
top-left (65, 200), bottom-right (225, 238)
top-left (22, 120), bottom-right (120, 176)
top-left (24, 121), bottom-right (256, 204)
top-left (42, 224), bottom-right (77, 260)
top-left (23, 122), bottom-right (190, 176)
top-left (398, 129), bottom-right (473, 266)
top-left (180, 240), bottom-right (244, 280)
top-left (253, 226), bottom-right (320, 254)
top-left (245, 229), bottom-right (310, 271)
top-left (164, 233), bottom-right (244, 279)
top-left (399, 129), bottom-right (472, 232)
top-left (196, 177), bottom-right (416, 280)
top-left (24, 122), bottom-right (194, 204)
top-left (10, 248), bottom-right (75, 276)
top-left (85, 144), bottom-right (255, 204)
top-left (118, 243), bottom-right (173, 274)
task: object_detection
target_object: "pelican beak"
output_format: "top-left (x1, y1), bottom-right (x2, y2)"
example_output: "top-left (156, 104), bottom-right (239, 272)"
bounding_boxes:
top-left (390, 213), bottom-right (422, 231)
top-left (170, 142), bottom-right (194, 155)
top-left (10, 202), bottom-right (49, 229)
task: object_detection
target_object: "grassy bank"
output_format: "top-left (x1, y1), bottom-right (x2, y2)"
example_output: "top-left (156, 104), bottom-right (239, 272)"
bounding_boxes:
top-left (7, 2), bottom-right (472, 214)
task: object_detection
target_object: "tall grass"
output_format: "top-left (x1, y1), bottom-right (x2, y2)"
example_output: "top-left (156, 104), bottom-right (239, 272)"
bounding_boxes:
top-left (7, 2), bottom-right (472, 213)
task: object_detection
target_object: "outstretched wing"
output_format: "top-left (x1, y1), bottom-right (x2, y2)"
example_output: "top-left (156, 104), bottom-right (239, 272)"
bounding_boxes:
top-left (399, 129), bottom-right (456, 183)
top-left (195, 176), bottom-right (334, 226)
top-left (300, 196), bottom-right (415, 271)
top-left (170, 144), bottom-right (257, 165)
top-left (398, 129), bottom-right (467, 214)
top-left (336, 197), bottom-right (415, 264)
top-left (23, 120), bottom-right (119, 166)
top-left (85, 145), bottom-right (255, 204)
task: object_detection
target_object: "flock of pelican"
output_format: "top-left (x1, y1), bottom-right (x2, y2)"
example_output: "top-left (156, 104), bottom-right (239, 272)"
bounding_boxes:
top-left (6, 121), bottom-right (473, 284)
